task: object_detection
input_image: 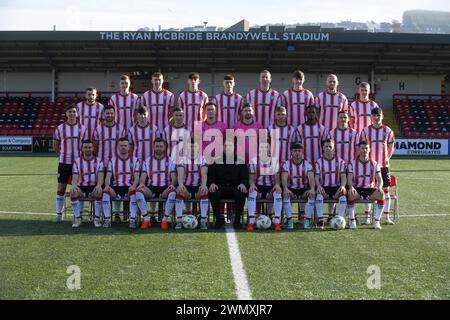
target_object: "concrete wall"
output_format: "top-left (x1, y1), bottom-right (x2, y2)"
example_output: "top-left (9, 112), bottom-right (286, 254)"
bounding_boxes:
top-left (1, 71), bottom-right (444, 109)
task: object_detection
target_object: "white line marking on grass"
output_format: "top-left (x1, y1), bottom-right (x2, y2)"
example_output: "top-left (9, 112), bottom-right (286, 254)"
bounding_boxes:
top-left (225, 224), bottom-right (252, 300)
top-left (0, 210), bottom-right (72, 216)
top-left (401, 214), bottom-right (450, 217)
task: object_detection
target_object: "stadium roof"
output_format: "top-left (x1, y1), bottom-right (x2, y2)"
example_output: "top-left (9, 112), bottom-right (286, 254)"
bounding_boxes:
top-left (1, 31), bottom-right (450, 74)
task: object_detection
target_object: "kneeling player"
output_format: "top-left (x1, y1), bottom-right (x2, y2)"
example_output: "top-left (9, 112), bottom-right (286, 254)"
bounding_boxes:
top-left (281, 142), bottom-right (315, 229)
top-left (168, 141), bottom-right (209, 230)
top-left (314, 139), bottom-right (347, 229)
top-left (70, 140), bottom-right (104, 228)
top-left (102, 137), bottom-right (140, 228)
top-left (135, 138), bottom-right (177, 230)
top-left (347, 141), bottom-right (385, 230)
top-left (247, 142), bottom-right (282, 231)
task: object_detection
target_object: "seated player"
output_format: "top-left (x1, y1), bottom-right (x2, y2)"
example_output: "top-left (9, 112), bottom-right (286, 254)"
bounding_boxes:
top-left (167, 140), bottom-right (209, 230)
top-left (347, 141), bottom-right (385, 230)
top-left (102, 137), bottom-right (140, 229)
top-left (281, 142), bottom-right (315, 230)
top-left (70, 139), bottom-right (105, 228)
top-left (135, 137), bottom-right (177, 230)
top-left (314, 139), bottom-right (347, 229)
top-left (247, 142), bottom-right (282, 231)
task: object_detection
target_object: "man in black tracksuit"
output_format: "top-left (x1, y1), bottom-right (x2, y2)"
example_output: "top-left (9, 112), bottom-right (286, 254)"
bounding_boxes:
top-left (207, 140), bottom-right (249, 229)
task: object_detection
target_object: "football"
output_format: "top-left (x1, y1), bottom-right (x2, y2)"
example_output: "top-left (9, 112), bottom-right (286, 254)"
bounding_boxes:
top-left (256, 215), bottom-right (272, 230)
top-left (182, 215), bottom-right (198, 229)
top-left (330, 216), bottom-right (346, 230)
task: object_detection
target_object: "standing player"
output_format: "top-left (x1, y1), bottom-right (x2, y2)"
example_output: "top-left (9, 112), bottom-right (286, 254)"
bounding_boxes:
top-left (212, 74), bottom-right (244, 129)
top-left (296, 105), bottom-right (328, 164)
top-left (108, 75), bottom-right (140, 133)
top-left (246, 70), bottom-right (281, 128)
top-left (102, 138), bottom-right (140, 228)
top-left (53, 105), bottom-right (88, 223)
top-left (360, 108), bottom-right (395, 225)
top-left (233, 103), bottom-right (264, 164)
top-left (128, 105), bottom-right (159, 164)
top-left (178, 72), bottom-right (209, 133)
top-left (168, 140), bottom-right (209, 230)
top-left (315, 74), bottom-right (349, 131)
top-left (329, 110), bottom-right (358, 164)
top-left (202, 101), bottom-right (226, 164)
top-left (77, 87), bottom-right (104, 139)
top-left (70, 140), bottom-right (104, 228)
top-left (93, 105), bottom-right (126, 168)
top-left (347, 141), bottom-right (385, 230)
top-left (140, 72), bottom-right (176, 131)
top-left (269, 106), bottom-right (298, 162)
top-left (135, 138), bottom-right (177, 230)
top-left (314, 139), bottom-right (347, 229)
top-left (281, 142), bottom-right (315, 230)
top-left (281, 70), bottom-right (315, 127)
top-left (349, 82), bottom-right (380, 133)
top-left (247, 142), bottom-right (282, 231)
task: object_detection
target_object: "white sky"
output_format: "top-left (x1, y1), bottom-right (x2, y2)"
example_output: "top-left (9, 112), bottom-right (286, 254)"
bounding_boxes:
top-left (0, 0), bottom-right (449, 31)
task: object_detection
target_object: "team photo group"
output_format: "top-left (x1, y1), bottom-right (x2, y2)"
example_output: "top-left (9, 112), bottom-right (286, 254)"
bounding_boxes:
top-left (52, 69), bottom-right (395, 231)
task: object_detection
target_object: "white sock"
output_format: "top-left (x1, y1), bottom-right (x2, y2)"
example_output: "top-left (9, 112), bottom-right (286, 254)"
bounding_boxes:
top-left (56, 195), bottom-right (64, 214)
top-left (328, 203), bottom-right (335, 217)
top-left (175, 194), bottom-right (184, 221)
top-left (163, 192), bottom-right (176, 222)
top-left (364, 203), bottom-right (372, 215)
top-left (315, 194), bottom-right (324, 219)
top-left (374, 200), bottom-right (384, 221)
top-left (71, 199), bottom-right (81, 218)
top-left (248, 191), bottom-right (257, 224)
top-left (200, 197), bottom-right (209, 221)
top-left (102, 193), bottom-right (111, 219)
top-left (136, 191), bottom-right (148, 220)
top-left (130, 194), bottom-right (138, 219)
top-left (273, 192), bottom-right (282, 224)
top-left (79, 200), bottom-right (85, 215)
top-left (383, 190), bottom-right (391, 219)
top-left (338, 195), bottom-right (347, 217)
top-left (94, 200), bottom-right (102, 219)
top-left (283, 198), bottom-right (292, 219)
top-left (305, 198), bottom-right (315, 219)
top-left (348, 203), bottom-right (356, 221)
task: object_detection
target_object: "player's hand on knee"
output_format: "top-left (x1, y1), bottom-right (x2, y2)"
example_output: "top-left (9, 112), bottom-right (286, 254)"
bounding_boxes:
top-left (317, 186), bottom-right (325, 196)
top-left (273, 184), bottom-right (282, 193)
top-left (306, 188), bottom-right (315, 198)
top-left (283, 188), bottom-right (291, 199)
top-left (249, 184), bottom-right (258, 193)
top-left (209, 184), bottom-right (218, 193)
top-left (177, 184), bottom-right (186, 194)
top-left (199, 185), bottom-right (208, 195)
top-left (237, 184), bottom-right (247, 193)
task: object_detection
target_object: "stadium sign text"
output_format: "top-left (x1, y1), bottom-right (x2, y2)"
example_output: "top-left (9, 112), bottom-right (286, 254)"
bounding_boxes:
top-left (394, 139), bottom-right (449, 156)
top-left (99, 31), bottom-right (330, 42)
top-left (0, 136), bottom-right (32, 153)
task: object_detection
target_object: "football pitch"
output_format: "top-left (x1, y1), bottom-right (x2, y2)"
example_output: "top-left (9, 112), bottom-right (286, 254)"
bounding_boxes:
top-left (0, 156), bottom-right (449, 300)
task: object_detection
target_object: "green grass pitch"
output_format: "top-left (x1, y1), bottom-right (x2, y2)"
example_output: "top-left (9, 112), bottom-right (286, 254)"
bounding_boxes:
top-left (0, 156), bottom-right (449, 299)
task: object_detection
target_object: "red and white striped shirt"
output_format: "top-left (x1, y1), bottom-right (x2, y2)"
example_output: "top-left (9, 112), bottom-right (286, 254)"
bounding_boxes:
top-left (54, 122), bottom-right (87, 164)
top-left (282, 159), bottom-right (313, 190)
top-left (107, 155), bottom-right (137, 187)
top-left (329, 127), bottom-right (359, 164)
top-left (315, 91), bottom-right (348, 131)
top-left (281, 88), bottom-right (315, 127)
top-left (93, 123), bottom-right (126, 165)
top-left (142, 156), bottom-right (175, 187)
top-left (140, 89), bottom-right (175, 130)
top-left (73, 156), bottom-right (104, 187)
top-left (212, 92), bottom-right (244, 129)
top-left (249, 160), bottom-right (280, 187)
top-left (178, 90), bottom-right (209, 133)
top-left (349, 99), bottom-right (379, 133)
top-left (314, 156), bottom-right (346, 188)
top-left (181, 157), bottom-right (207, 187)
top-left (163, 124), bottom-right (192, 160)
top-left (108, 92), bottom-right (139, 133)
top-left (246, 88), bottom-right (281, 129)
top-left (296, 123), bottom-right (328, 164)
top-left (360, 125), bottom-right (395, 168)
top-left (127, 123), bottom-right (160, 163)
top-left (269, 123), bottom-right (298, 162)
top-left (348, 159), bottom-right (380, 189)
top-left (76, 101), bottom-right (104, 139)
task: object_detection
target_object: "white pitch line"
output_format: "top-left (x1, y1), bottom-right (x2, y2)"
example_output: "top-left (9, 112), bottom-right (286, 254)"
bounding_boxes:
top-left (225, 224), bottom-right (252, 300)
top-left (0, 210), bottom-right (73, 216)
top-left (400, 214), bottom-right (450, 217)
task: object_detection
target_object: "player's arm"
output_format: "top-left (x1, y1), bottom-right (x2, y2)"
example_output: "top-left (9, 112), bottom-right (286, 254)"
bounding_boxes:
top-left (94, 168), bottom-right (104, 196)
top-left (307, 170), bottom-right (315, 195)
top-left (249, 171), bottom-right (257, 192)
top-left (176, 165), bottom-right (185, 194)
top-left (138, 170), bottom-right (147, 189)
top-left (375, 170), bottom-right (383, 193)
top-left (314, 171), bottom-right (324, 195)
top-left (281, 170), bottom-right (290, 198)
top-left (200, 165), bottom-right (208, 194)
top-left (273, 172), bottom-right (282, 193)
top-left (387, 132), bottom-right (395, 159)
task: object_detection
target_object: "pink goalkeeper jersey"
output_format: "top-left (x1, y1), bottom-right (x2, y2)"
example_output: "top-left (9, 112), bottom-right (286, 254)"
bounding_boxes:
top-left (233, 120), bottom-right (264, 164)
top-left (202, 120), bottom-right (227, 161)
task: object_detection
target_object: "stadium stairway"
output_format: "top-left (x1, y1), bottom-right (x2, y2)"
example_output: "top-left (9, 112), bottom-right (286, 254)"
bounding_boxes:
top-left (383, 109), bottom-right (402, 138)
